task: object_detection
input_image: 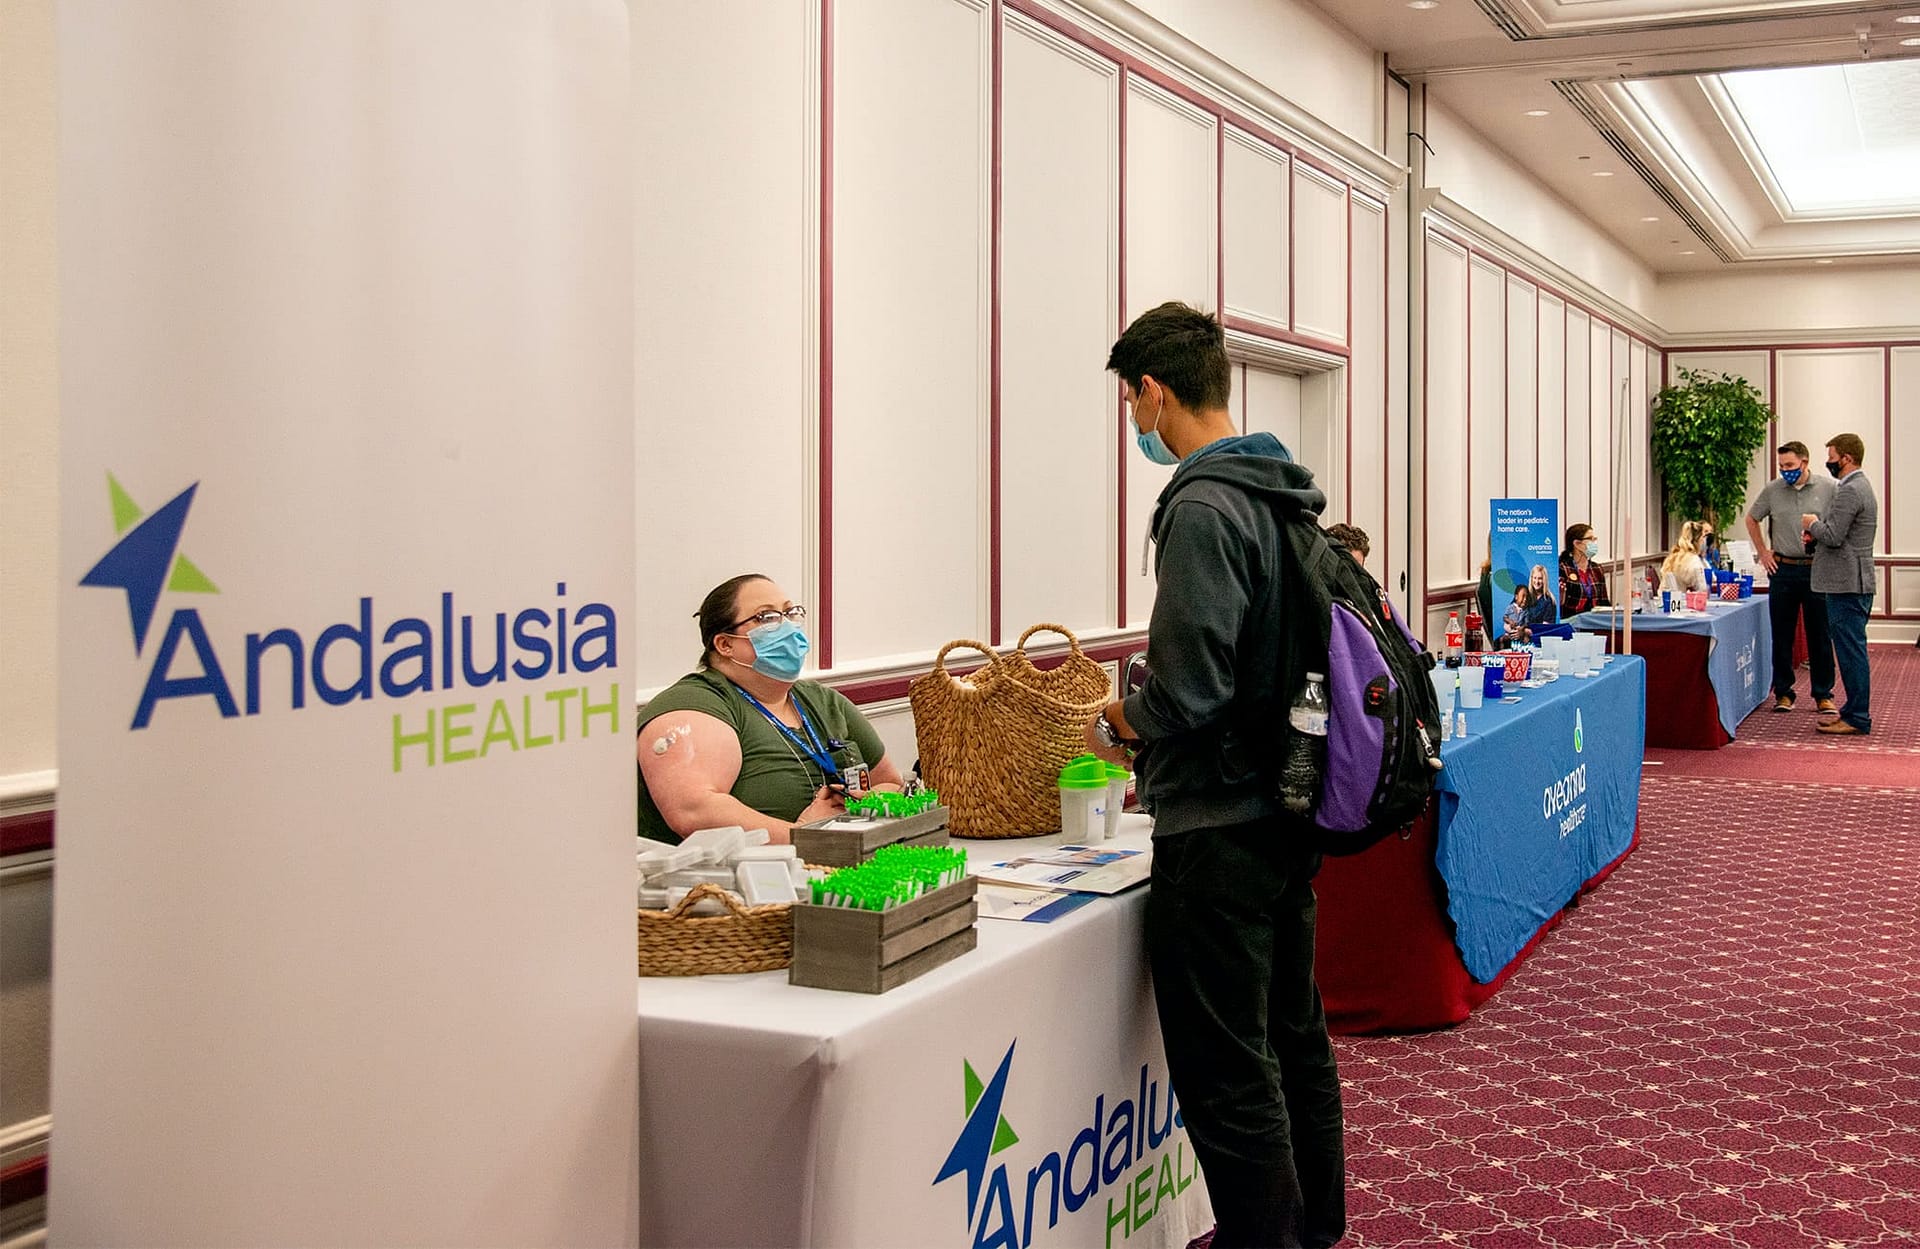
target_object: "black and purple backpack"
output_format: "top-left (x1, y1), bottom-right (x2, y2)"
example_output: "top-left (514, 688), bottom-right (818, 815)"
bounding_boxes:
top-left (1273, 518), bottom-right (1444, 855)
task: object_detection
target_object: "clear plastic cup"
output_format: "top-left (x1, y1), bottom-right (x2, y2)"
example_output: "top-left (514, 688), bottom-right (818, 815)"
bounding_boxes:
top-left (1429, 668), bottom-right (1456, 718)
top-left (1459, 675), bottom-right (1484, 709)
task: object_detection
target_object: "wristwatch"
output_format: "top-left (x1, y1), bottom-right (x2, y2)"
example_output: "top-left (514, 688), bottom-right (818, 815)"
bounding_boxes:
top-left (1093, 710), bottom-right (1134, 754)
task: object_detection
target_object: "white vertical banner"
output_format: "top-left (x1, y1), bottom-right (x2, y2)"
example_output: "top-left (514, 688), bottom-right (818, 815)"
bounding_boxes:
top-left (53, 4), bottom-right (636, 1245)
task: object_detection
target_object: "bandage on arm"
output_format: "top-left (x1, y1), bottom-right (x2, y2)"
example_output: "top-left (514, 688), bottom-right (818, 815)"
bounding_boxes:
top-left (637, 711), bottom-right (800, 845)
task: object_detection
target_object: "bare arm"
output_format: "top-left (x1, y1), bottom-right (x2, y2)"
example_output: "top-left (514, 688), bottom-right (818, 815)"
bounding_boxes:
top-left (636, 711), bottom-right (842, 844)
top-left (1744, 514), bottom-right (1777, 575)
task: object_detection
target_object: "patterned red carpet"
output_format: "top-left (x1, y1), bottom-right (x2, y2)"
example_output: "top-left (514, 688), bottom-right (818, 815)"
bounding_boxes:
top-left (1334, 643), bottom-right (1920, 1247)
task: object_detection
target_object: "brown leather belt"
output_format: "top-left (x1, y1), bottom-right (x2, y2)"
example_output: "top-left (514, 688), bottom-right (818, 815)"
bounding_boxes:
top-left (1776, 555), bottom-right (1812, 564)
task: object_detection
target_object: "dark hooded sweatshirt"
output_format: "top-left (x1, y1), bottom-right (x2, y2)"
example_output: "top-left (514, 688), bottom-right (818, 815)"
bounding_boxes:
top-left (1119, 435), bottom-right (1325, 838)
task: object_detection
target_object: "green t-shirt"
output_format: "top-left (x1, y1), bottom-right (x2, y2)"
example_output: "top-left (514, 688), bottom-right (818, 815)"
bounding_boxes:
top-left (635, 669), bottom-right (888, 843)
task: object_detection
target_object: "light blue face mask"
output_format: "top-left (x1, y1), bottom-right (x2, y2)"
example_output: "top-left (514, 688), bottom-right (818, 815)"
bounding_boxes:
top-left (740, 619), bottom-right (809, 681)
top-left (1130, 388), bottom-right (1182, 466)
top-left (1781, 468), bottom-right (1803, 485)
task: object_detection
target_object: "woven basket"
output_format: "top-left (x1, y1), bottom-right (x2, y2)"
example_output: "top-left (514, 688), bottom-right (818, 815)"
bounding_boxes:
top-left (637, 884), bottom-right (793, 976)
top-left (909, 624), bottom-right (1112, 839)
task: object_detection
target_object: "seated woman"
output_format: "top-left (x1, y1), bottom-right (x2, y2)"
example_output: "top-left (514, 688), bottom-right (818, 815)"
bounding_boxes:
top-left (637, 574), bottom-right (904, 844)
top-left (1501, 565), bottom-right (1559, 644)
top-left (1660, 521), bottom-right (1710, 594)
top-left (1558, 523), bottom-right (1612, 616)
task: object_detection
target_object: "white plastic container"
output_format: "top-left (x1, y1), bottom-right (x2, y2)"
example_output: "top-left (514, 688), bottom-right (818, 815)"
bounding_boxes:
top-left (1104, 772), bottom-right (1130, 840)
top-left (736, 860), bottom-right (798, 905)
top-left (681, 825), bottom-right (748, 862)
top-left (1058, 785), bottom-right (1106, 845)
top-left (728, 844), bottom-right (798, 865)
top-left (636, 844), bottom-right (707, 878)
top-left (1458, 674), bottom-right (1484, 709)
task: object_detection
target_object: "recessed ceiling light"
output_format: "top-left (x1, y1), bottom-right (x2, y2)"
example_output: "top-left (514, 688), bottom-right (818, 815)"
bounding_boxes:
top-left (1679, 250), bottom-right (1696, 255)
top-left (1641, 216), bottom-right (1660, 222)
top-left (1593, 170), bottom-right (1615, 177)
top-left (1901, 35), bottom-right (1920, 45)
top-left (1815, 258), bottom-right (1835, 264)
top-left (1407, 0), bottom-right (1439, 8)
top-left (1896, 14), bottom-right (1920, 22)
top-left (1524, 109), bottom-right (1550, 117)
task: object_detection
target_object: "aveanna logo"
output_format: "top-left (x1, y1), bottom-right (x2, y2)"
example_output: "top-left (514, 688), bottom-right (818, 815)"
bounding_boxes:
top-left (1574, 708), bottom-right (1585, 754)
top-left (81, 474), bottom-right (621, 773)
top-left (934, 1041), bottom-right (1197, 1249)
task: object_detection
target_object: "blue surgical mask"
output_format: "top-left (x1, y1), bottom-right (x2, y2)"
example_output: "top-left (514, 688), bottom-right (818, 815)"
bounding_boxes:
top-left (1781, 468), bottom-right (1803, 485)
top-left (1130, 385), bottom-right (1183, 467)
top-left (739, 619), bottom-right (809, 680)
top-left (1585, 539), bottom-right (1600, 558)
top-left (1134, 420), bottom-right (1182, 467)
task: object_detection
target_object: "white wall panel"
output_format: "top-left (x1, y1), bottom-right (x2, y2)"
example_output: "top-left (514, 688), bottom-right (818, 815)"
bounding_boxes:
top-left (1244, 365), bottom-right (1304, 458)
top-left (1222, 128), bottom-right (1289, 332)
top-left (1892, 348), bottom-right (1920, 554)
top-left (1564, 309), bottom-right (1591, 531)
top-left (1628, 343), bottom-right (1652, 557)
top-left (834, 0), bottom-right (990, 660)
top-left (1000, 16), bottom-right (1119, 637)
top-left (1125, 75), bottom-right (1215, 624)
top-left (635, 0), bottom-right (810, 690)
top-left (1505, 278), bottom-right (1538, 499)
top-left (1891, 567), bottom-right (1920, 615)
top-left (1667, 349), bottom-right (1772, 533)
top-left (1292, 166), bottom-right (1347, 344)
top-left (1586, 319), bottom-right (1612, 551)
top-left (1777, 350), bottom-right (1886, 548)
top-left (1468, 259), bottom-right (1506, 569)
top-left (1536, 294), bottom-right (1566, 518)
top-left (1348, 197), bottom-right (1386, 541)
top-left (1425, 235), bottom-right (1468, 588)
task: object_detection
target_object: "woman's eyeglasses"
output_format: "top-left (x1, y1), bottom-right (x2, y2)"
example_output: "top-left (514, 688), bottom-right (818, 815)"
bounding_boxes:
top-left (730, 605), bottom-right (808, 631)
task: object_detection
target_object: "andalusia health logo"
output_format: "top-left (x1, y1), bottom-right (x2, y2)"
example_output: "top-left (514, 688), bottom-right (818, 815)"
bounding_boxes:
top-left (935, 1040), bottom-right (1198, 1249)
top-left (80, 473), bottom-right (623, 772)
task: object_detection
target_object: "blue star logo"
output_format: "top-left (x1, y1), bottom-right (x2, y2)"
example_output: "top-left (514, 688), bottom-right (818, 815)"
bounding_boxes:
top-left (934, 1040), bottom-right (1020, 1225)
top-left (80, 473), bottom-right (218, 654)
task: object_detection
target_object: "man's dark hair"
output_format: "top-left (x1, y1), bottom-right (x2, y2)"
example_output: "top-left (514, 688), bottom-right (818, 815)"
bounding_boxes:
top-left (1106, 302), bottom-right (1231, 412)
top-left (1778, 440), bottom-right (1810, 460)
top-left (1827, 433), bottom-right (1866, 466)
top-left (695, 573), bottom-right (769, 669)
top-left (1324, 523), bottom-right (1369, 559)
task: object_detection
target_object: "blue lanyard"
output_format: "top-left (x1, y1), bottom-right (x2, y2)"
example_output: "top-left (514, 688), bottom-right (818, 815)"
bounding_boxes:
top-left (735, 685), bottom-right (843, 783)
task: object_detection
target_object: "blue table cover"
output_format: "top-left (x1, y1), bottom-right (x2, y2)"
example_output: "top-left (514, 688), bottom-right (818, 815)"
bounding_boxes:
top-left (1435, 656), bottom-right (1646, 982)
top-left (1569, 598), bottom-right (1770, 739)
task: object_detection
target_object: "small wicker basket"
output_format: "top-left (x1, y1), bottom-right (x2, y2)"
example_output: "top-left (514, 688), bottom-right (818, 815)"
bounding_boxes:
top-left (637, 883), bottom-right (794, 976)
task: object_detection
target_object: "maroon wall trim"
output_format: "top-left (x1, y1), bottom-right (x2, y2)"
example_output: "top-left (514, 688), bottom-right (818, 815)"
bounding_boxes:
top-left (0, 809), bottom-right (54, 856)
top-left (1116, 63), bottom-right (1129, 630)
top-left (989, 0), bottom-right (1004, 646)
top-left (818, 0), bottom-right (836, 669)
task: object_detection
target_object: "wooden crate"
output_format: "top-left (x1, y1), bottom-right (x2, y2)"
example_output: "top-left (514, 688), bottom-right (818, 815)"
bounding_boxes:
top-left (789, 876), bottom-right (979, 994)
top-left (790, 806), bottom-right (950, 868)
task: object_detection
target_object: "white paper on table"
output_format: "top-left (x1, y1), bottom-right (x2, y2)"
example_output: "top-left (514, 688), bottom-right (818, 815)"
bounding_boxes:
top-left (973, 845), bottom-right (1151, 895)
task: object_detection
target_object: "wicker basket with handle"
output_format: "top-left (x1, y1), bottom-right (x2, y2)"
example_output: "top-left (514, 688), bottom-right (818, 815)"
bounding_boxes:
top-left (909, 625), bottom-right (1113, 839)
top-left (637, 883), bottom-right (793, 976)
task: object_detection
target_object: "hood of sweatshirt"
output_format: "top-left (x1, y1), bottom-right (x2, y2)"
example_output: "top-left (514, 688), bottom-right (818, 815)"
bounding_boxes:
top-left (1151, 443), bottom-right (1327, 538)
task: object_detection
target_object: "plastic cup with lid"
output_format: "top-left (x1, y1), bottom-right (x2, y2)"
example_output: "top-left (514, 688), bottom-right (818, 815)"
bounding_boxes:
top-left (1058, 757), bottom-right (1111, 844)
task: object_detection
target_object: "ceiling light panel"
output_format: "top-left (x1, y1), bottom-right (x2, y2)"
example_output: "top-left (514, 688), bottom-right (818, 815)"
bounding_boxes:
top-left (1719, 61), bottom-right (1920, 216)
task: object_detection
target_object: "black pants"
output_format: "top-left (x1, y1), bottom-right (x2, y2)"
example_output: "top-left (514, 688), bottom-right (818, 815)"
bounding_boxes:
top-left (1146, 821), bottom-right (1345, 1249)
top-left (1767, 561), bottom-right (1834, 700)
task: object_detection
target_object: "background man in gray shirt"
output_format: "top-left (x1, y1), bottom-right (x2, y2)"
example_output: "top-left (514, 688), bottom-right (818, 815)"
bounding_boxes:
top-left (1802, 432), bottom-right (1880, 736)
top-left (1745, 441), bottom-right (1837, 713)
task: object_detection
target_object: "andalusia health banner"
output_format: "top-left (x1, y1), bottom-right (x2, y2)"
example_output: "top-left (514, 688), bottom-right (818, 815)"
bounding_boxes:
top-left (53, 5), bottom-right (636, 1244)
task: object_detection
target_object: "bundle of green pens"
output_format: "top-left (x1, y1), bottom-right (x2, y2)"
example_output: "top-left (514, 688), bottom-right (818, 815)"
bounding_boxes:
top-left (809, 845), bottom-right (967, 911)
top-left (844, 788), bottom-right (942, 819)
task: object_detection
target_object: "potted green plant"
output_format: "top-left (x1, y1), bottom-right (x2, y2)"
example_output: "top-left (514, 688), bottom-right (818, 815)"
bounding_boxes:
top-left (1649, 368), bottom-right (1773, 535)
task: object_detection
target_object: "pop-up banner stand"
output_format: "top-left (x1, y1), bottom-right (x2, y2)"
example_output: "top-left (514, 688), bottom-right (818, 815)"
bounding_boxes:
top-left (53, 4), bottom-right (637, 1244)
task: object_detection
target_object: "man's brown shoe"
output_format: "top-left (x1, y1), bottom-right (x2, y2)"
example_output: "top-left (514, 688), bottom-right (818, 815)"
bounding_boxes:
top-left (1816, 719), bottom-right (1864, 735)
top-left (1773, 694), bottom-right (1795, 712)
top-left (1816, 698), bottom-right (1838, 714)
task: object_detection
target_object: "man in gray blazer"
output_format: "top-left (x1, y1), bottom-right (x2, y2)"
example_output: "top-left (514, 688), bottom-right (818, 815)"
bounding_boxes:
top-left (1801, 432), bottom-right (1878, 735)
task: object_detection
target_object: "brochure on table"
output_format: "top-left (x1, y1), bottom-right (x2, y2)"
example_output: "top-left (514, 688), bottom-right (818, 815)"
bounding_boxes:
top-left (973, 845), bottom-right (1152, 895)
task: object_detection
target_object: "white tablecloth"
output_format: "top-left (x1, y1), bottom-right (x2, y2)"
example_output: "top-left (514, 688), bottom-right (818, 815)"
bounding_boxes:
top-left (637, 815), bottom-right (1213, 1249)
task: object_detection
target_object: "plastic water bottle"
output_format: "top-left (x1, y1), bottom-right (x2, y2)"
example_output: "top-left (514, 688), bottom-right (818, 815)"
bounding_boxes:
top-left (1280, 672), bottom-right (1330, 814)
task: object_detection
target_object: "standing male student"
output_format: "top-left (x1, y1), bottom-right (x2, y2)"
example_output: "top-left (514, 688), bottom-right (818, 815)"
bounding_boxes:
top-left (1745, 441), bottom-right (1837, 714)
top-left (1802, 433), bottom-right (1879, 736)
top-left (1084, 302), bottom-right (1345, 1249)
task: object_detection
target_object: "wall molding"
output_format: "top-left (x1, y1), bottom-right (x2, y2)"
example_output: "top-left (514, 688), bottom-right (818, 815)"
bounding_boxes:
top-left (0, 772), bottom-right (56, 818)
